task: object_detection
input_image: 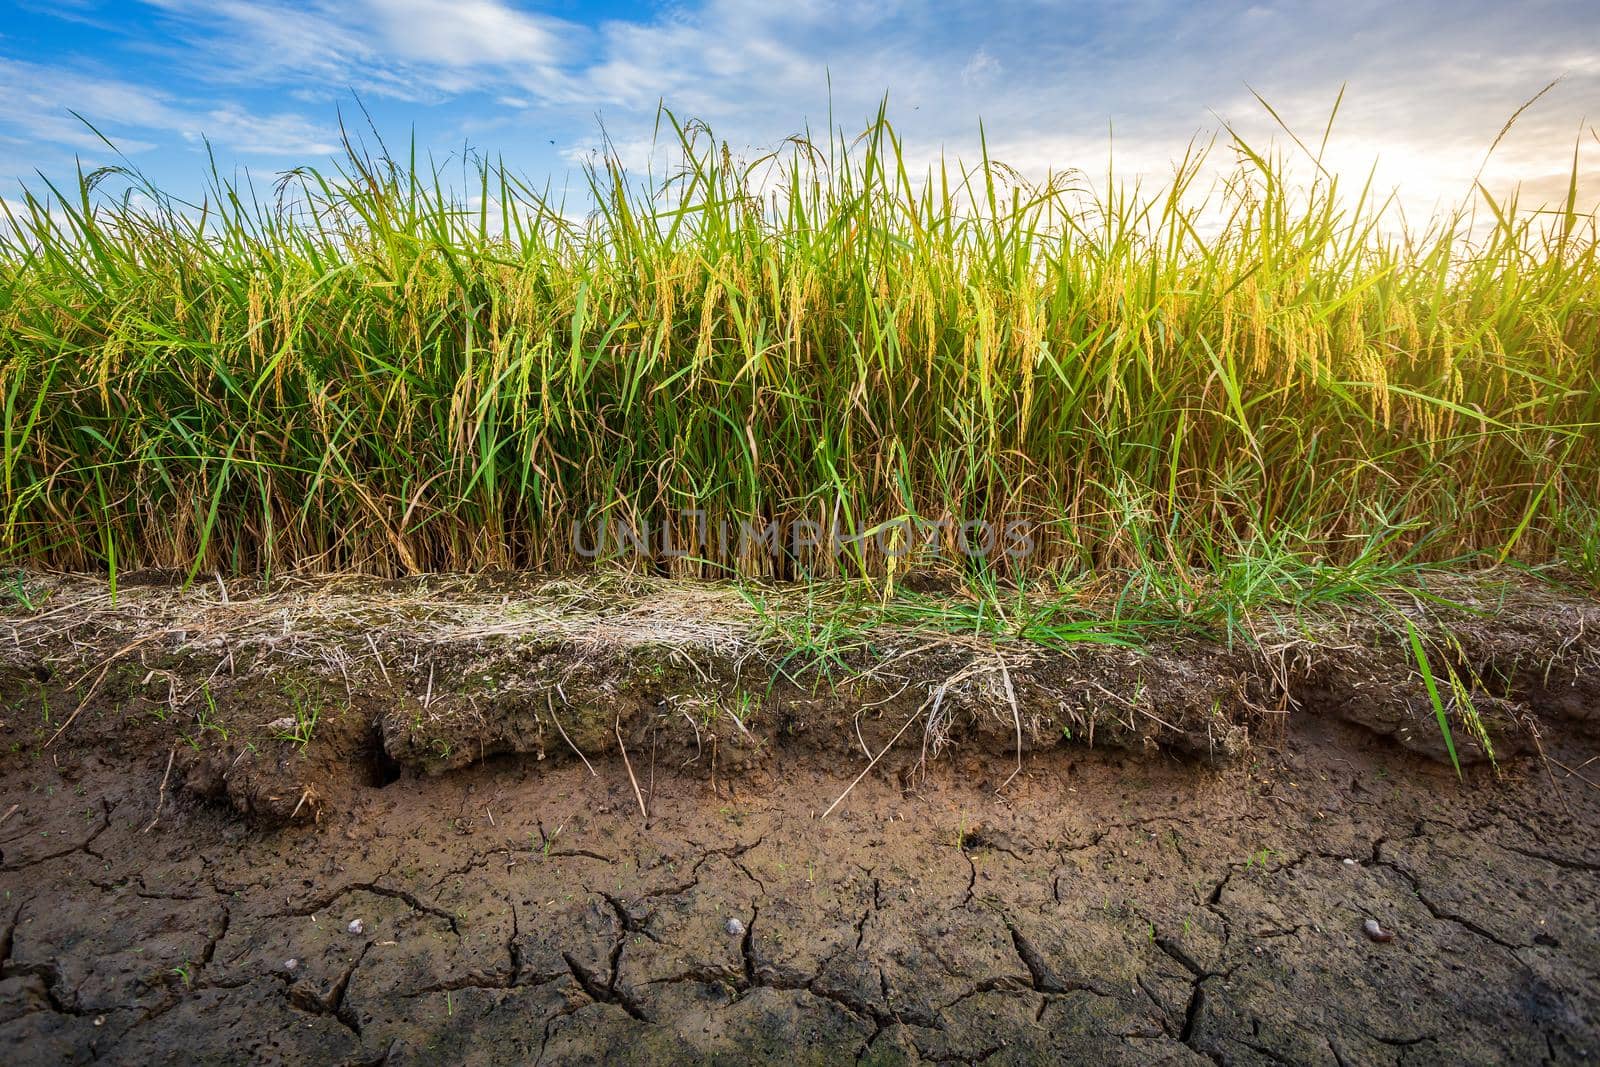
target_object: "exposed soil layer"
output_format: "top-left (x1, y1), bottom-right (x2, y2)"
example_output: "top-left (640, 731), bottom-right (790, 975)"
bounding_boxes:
top-left (4, 571), bottom-right (1600, 825)
top-left (5, 713), bottom-right (1600, 1065)
top-left (2, 574), bottom-right (1599, 1063)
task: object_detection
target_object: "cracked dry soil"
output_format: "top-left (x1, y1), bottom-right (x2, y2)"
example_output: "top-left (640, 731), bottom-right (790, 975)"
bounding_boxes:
top-left (2, 712), bottom-right (1598, 1065)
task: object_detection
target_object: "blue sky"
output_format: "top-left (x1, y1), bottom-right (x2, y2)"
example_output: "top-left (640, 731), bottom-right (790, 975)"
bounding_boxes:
top-left (2, 1), bottom-right (1596, 220)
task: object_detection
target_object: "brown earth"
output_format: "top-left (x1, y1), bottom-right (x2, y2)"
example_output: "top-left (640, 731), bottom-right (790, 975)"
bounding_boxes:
top-left (2, 573), bottom-right (1599, 1063)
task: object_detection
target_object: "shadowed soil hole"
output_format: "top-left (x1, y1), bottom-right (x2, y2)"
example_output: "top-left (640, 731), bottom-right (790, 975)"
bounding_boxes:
top-left (367, 728), bottom-right (403, 789)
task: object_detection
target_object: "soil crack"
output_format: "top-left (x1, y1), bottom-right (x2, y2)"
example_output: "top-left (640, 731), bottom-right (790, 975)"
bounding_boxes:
top-left (561, 952), bottom-right (651, 1022)
top-left (288, 941), bottom-right (370, 1037)
top-left (271, 881), bottom-right (460, 934)
top-left (1369, 848), bottom-right (1526, 952)
top-left (0, 797), bottom-right (114, 872)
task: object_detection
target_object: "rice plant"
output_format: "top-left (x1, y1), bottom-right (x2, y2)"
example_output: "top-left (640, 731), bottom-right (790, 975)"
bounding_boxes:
top-left (1405, 618), bottom-right (1463, 778)
top-left (0, 103), bottom-right (1595, 593)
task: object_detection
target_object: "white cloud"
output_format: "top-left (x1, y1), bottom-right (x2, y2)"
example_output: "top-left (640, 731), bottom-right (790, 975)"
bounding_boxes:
top-left (0, 57), bottom-right (334, 166)
top-left (363, 0), bottom-right (566, 66)
top-left (141, 0), bottom-right (579, 98)
top-left (5, 0), bottom-right (1597, 226)
top-left (961, 49), bottom-right (1001, 88)
top-left (182, 106), bottom-right (339, 157)
top-left (551, 0), bottom-right (1600, 228)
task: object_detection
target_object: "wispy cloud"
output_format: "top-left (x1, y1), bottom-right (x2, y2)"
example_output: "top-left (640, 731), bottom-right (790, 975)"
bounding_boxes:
top-left (363, 0), bottom-right (569, 67)
top-left (0, 56), bottom-right (336, 175)
top-left (180, 106), bottom-right (340, 157)
top-left (140, 0), bottom-right (580, 99)
top-left (0, 0), bottom-right (1594, 220)
top-left (541, 0), bottom-right (1600, 220)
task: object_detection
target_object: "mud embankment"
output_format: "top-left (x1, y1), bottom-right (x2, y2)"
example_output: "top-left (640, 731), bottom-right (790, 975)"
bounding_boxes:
top-left (3, 572), bottom-right (1598, 827)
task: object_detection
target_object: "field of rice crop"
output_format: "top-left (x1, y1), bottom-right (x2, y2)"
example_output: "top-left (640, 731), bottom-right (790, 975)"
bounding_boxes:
top-left (2, 107), bottom-right (1596, 600)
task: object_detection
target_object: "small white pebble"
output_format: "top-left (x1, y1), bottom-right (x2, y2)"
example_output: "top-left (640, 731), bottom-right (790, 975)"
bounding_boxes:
top-left (347, 919), bottom-right (365, 935)
top-left (93, 1016), bottom-right (105, 1027)
top-left (1342, 858), bottom-right (1358, 866)
top-left (284, 958), bottom-right (299, 971)
top-left (1363, 918), bottom-right (1395, 943)
top-left (725, 918), bottom-right (745, 936)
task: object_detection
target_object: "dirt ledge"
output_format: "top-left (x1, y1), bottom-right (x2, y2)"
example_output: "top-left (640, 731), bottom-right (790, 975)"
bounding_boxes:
top-left (2, 571), bottom-right (1598, 826)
